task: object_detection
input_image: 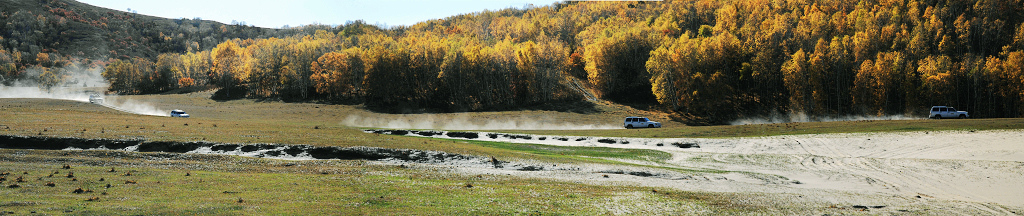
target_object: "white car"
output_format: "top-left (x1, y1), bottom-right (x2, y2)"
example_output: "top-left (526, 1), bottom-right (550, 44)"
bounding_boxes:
top-left (170, 110), bottom-right (190, 118)
top-left (930, 106), bottom-right (968, 119)
top-left (624, 117), bottom-right (661, 129)
top-left (88, 95), bottom-right (104, 104)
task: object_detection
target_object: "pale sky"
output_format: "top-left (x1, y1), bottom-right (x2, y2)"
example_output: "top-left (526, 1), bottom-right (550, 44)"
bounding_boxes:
top-left (79, 0), bottom-right (560, 28)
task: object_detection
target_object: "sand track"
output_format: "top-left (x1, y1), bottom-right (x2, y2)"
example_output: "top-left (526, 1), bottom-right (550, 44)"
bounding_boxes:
top-left (374, 129), bottom-right (1024, 213)
top-left (668, 130), bottom-right (1024, 208)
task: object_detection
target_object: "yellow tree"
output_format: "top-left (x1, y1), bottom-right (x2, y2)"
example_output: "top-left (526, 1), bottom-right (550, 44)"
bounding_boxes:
top-left (513, 41), bottom-right (537, 103)
top-left (211, 40), bottom-right (244, 97)
top-left (917, 55), bottom-right (953, 104)
top-left (310, 51), bottom-right (352, 99)
top-left (782, 49), bottom-right (810, 113)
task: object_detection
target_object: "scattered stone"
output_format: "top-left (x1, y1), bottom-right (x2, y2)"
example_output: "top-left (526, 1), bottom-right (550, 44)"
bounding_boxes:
top-left (518, 166), bottom-right (543, 171)
top-left (45, 182), bottom-right (55, 187)
top-left (671, 142), bottom-right (700, 148)
top-left (124, 180), bottom-right (136, 184)
top-left (597, 139), bottom-right (616, 144)
top-left (86, 196), bottom-right (99, 201)
top-left (627, 171), bottom-right (654, 177)
top-left (72, 188), bottom-right (85, 194)
top-left (464, 183), bottom-right (473, 188)
top-left (237, 198), bottom-right (244, 203)
top-left (446, 132), bottom-right (479, 139)
top-left (185, 172), bottom-right (191, 176)
top-left (108, 168), bottom-right (116, 172)
top-left (6, 184), bottom-right (19, 188)
top-left (99, 178), bottom-right (104, 181)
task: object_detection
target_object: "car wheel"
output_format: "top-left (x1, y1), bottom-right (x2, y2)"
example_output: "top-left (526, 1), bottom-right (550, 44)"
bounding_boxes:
top-left (626, 125), bottom-right (633, 129)
top-left (959, 114), bottom-right (966, 119)
top-left (934, 115), bottom-right (941, 119)
top-left (648, 125), bottom-right (655, 128)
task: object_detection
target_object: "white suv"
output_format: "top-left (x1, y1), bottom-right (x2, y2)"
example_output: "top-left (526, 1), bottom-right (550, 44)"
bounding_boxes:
top-left (88, 95), bottom-right (104, 104)
top-left (170, 110), bottom-right (190, 118)
top-left (624, 117), bottom-right (661, 129)
top-left (930, 106), bottom-right (968, 119)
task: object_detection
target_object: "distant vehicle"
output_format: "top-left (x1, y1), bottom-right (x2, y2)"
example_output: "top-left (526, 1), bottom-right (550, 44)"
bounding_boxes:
top-left (170, 110), bottom-right (190, 118)
top-left (88, 95), bottom-right (104, 104)
top-left (624, 117), bottom-right (661, 129)
top-left (930, 106), bottom-right (969, 119)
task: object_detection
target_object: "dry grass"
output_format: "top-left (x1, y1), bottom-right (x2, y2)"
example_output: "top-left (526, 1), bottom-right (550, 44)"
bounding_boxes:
top-left (0, 149), bottom-right (759, 215)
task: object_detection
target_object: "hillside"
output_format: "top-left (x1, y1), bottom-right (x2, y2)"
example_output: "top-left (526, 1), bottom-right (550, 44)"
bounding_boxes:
top-left (0, 0), bottom-right (343, 86)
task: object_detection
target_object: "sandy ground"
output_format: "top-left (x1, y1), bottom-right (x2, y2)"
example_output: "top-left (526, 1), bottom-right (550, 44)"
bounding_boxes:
top-left (431, 129), bottom-right (1024, 214)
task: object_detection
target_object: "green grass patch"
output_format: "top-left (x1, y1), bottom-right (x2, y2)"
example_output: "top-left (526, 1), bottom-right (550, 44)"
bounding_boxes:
top-left (0, 149), bottom-right (752, 215)
top-left (445, 138), bottom-right (671, 163)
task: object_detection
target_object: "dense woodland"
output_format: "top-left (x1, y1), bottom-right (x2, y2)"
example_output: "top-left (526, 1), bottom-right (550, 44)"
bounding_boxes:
top-left (5, 0), bottom-right (1024, 124)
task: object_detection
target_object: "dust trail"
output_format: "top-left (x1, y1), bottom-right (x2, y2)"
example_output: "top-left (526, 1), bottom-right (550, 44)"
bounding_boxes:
top-left (342, 114), bottom-right (619, 130)
top-left (0, 86), bottom-right (169, 117)
top-left (0, 64), bottom-right (168, 116)
top-left (729, 112), bottom-right (924, 125)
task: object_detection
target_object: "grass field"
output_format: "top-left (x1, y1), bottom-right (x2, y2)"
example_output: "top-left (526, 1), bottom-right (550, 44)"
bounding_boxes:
top-left (3, 92), bottom-right (1024, 214)
top-left (0, 149), bottom-right (752, 215)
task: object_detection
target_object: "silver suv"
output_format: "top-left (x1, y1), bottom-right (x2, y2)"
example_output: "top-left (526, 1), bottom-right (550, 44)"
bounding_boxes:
top-left (930, 106), bottom-right (969, 119)
top-left (624, 117), bottom-right (661, 129)
top-left (170, 110), bottom-right (190, 118)
top-left (88, 95), bottom-right (104, 104)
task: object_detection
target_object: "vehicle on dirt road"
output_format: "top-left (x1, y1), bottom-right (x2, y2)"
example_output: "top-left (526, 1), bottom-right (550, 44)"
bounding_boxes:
top-left (930, 106), bottom-right (969, 119)
top-left (624, 117), bottom-right (661, 129)
top-left (88, 95), bottom-right (104, 104)
top-left (170, 110), bottom-right (190, 118)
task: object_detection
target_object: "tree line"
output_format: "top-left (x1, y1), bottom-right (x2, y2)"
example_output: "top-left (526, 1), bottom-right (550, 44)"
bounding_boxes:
top-left (96, 0), bottom-right (1024, 123)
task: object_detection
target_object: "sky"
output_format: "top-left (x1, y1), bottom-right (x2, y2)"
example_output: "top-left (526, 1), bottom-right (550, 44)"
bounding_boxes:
top-left (78, 0), bottom-right (562, 29)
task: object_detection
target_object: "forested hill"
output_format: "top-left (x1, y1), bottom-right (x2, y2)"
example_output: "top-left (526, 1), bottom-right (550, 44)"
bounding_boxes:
top-left (0, 0), bottom-right (340, 86)
top-left (12, 0), bottom-right (1024, 124)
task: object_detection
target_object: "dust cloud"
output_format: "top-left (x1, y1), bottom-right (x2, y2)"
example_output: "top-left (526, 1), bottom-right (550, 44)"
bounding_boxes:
top-left (0, 65), bottom-right (168, 117)
top-left (729, 112), bottom-right (924, 125)
top-left (342, 114), bottom-right (620, 130)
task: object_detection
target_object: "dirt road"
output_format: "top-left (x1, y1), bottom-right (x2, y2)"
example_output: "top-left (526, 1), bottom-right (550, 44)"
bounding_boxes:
top-left (426, 129), bottom-right (1024, 214)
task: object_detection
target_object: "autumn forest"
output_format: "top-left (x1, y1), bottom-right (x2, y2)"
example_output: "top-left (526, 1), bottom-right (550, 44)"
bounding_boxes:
top-left (3, 0), bottom-right (1024, 124)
